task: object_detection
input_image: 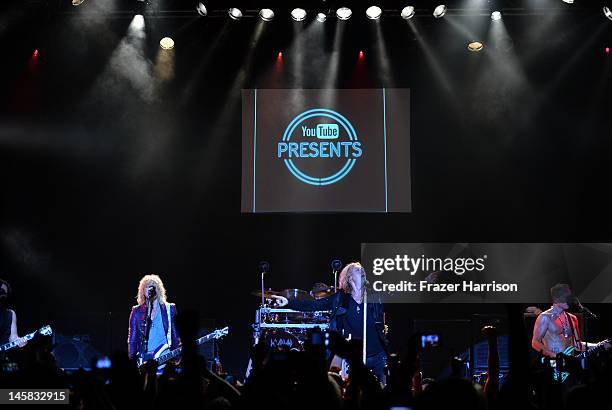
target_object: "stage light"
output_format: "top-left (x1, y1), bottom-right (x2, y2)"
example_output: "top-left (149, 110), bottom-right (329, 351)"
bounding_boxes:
top-left (491, 11), bottom-right (502, 21)
top-left (433, 5), bottom-right (447, 18)
top-left (132, 14), bottom-right (145, 29)
top-left (606, 47), bottom-right (610, 54)
top-left (562, 0), bottom-right (574, 3)
top-left (400, 6), bottom-right (415, 19)
top-left (291, 8), bottom-right (307, 21)
top-left (366, 6), bottom-right (382, 20)
top-left (467, 41), bottom-right (484, 52)
top-left (134, 0), bottom-right (146, 16)
top-left (359, 50), bottom-right (364, 58)
top-left (316, 12), bottom-right (327, 22)
top-left (605, 7), bottom-right (612, 21)
top-left (196, 2), bottom-right (207, 17)
top-left (336, 7), bottom-right (352, 20)
top-left (278, 52), bottom-right (282, 58)
top-left (228, 8), bottom-right (243, 20)
top-left (72, 0), bottom-right (85, 5)
top-left (32, 49), bottom-right (39, 58)
top-left (160, 37), bottom-right (174, 50)
top-left (259, 9), bottom-right (274, 21)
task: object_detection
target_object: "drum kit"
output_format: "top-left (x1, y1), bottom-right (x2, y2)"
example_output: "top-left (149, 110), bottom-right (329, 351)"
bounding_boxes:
top-left (251, 284), bottom-right (335, 351)
top-left (250, 260), bottom-right (344, 353)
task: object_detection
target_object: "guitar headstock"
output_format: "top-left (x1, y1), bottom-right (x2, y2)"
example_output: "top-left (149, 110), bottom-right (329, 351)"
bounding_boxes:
top-left (213, 326), bottom-right (229, 339)
top-left (39, 326), bottom-right (53, 337)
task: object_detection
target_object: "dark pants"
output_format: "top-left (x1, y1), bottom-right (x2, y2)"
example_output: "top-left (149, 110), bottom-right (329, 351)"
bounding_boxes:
top-left (366, 351), bottom-right (387, 386)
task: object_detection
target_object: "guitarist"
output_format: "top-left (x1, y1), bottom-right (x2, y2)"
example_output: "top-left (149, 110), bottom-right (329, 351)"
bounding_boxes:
top-left (127, 275), bottom-right (180, 365)
top-left (531, 283), bottom-right (611, 359)
top-left (0, 278), bottom-right (27, 348)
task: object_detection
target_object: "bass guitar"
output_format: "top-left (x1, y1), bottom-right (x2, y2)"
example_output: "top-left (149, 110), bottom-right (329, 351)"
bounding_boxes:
top-left (137, 326), bottom-right (229, 369)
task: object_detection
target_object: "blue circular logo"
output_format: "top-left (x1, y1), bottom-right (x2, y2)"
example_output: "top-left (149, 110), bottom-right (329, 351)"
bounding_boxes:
top-left (278, 109), bottom-right (361, 186)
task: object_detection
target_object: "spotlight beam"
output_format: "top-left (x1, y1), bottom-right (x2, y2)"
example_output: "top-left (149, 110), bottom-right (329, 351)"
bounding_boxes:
top-left (406, 19), bottom-right (455, 98)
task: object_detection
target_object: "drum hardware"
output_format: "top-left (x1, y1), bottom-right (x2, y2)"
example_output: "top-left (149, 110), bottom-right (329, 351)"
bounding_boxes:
top-left (260, 323), bottom-right (330, 329)
top-left (331, 259), bottom-right (343, 293)
top-left (250, 281), bottom-right (333, 351)
top-left (253, 305), bottom-right (331, 350)
top-left (250, 289), bottom-right (280, 299)
top-left (277, 288), bottom-right (314, 301)
top-left (258, 262), bottom-right (270, 318)
top-left (310, 282), bottom-right (334, 299)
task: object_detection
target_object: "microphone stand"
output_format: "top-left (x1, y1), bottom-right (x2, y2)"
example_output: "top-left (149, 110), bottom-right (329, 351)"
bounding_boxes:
top-left (331, 259), bottom-right (342, 293)
top-left (334, 270), bottom-right (338, 293)
top-left (362, 288), bottom-right (368, 365)
top-left (261, 270), bottom-right (266, 309)
top-left (256, 262), bottom-right (269, 347)
top-left (576, 301), bottom-right (598, 320)
top-left (142, 297), bottom-right (153, 360)
top-left (259, 261), bottom-right (270, 308)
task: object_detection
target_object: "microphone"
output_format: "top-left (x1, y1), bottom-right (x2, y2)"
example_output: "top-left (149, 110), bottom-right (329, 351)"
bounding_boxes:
top-left (331, 259), bottom-right (343, 272)
top-left (569, 295), bottom-right (598, 319)
top-left (259, 261), bottom-right (270, 274)
top-left (147, 286), bottom-right (156, 299)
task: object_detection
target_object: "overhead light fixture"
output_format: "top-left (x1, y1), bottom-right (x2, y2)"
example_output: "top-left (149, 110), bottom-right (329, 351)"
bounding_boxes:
top-left (72, 0), bottom-right (85, 5)
top-left (160, 37), bottom-right (175, 50)
top-left (259, 8), bottom-right (274, 21)
top-left (228, 8), bottom-right (243, 20)
top-left (467, 41), bottom-right (484, 52)
top-left (291, 8), bottom-right (307, 21)
top-left (132, 14), bottom-right (145, 29)
top-left (196, 2), bottom-right (207, 17)
top-left (562, 0), bottom-right (574, 3)
top-left (605, 6), bottom-right (612, 21)
top-left (336, 7), bottom-right (352, 20)
top-left (134, 0), bottom-right (146, 15)
top-left (400, 6), bottom-right (415, 19)
top-left (433, 4), bottom-right (447, 18)
top-left (366, 6), bottom-right (382, 20)
top-left (491, 11), bottom-right (502, 21)
top-left (316, 12), bottom-right (327, 22)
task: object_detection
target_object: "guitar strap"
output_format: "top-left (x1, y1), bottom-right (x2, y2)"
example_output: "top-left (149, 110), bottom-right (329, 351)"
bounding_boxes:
top-left (165, 303), bottom-right (172, 347)
top-left (565, 311), bottom-right (580, 350)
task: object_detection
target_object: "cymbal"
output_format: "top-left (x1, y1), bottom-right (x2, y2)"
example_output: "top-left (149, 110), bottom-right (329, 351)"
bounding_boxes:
top-left (279, 288), bottom-right (313, 301)
top-left (251, 289), bottom-right (280, 298)
top-left (311, 282), bottom-right (333, 299)
top-left (311, 289), bottom-right (335, 299)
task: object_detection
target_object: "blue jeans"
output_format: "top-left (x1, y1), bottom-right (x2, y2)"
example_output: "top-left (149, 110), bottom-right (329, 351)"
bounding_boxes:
top-left (366, 351), bottom-right (387, 386)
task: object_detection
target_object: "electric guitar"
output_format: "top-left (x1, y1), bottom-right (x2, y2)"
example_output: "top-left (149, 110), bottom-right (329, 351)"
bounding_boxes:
top-left (542, 338), bottom-right (611, 383)
top-left (0, 325), bottom-right (53, 352)
top-left (137, 326), bottom-right (229, 369)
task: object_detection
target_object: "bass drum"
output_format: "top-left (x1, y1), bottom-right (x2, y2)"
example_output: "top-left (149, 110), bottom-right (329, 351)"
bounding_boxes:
top-left (264, 330), bottom-right (303, 352)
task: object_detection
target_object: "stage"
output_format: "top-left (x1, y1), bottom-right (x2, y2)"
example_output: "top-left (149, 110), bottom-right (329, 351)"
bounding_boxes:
top-left (1, 0), bottom-right (612, 408)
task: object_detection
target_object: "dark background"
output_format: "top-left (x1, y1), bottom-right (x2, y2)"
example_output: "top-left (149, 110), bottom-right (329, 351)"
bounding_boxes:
top-left (1, 0), bottom-right (612, 377)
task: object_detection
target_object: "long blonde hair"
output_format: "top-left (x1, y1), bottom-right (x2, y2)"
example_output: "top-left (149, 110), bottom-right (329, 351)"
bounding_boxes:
top-left (338, 262), bottom-right (368, 295)
top-left (136, 274), bottom-right (168, 306)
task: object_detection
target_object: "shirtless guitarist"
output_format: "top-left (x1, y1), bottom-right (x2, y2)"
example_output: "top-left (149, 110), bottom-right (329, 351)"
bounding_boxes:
top-left (531, 283), bottom-right (611, 382)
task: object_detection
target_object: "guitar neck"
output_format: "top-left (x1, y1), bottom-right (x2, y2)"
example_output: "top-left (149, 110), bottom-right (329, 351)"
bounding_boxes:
top-left (156, 333), bottom-right (218, 365)
top-left (0, 331), bottom-right (35, 352)
top-left (577, 339), bottom-right (610, 359)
